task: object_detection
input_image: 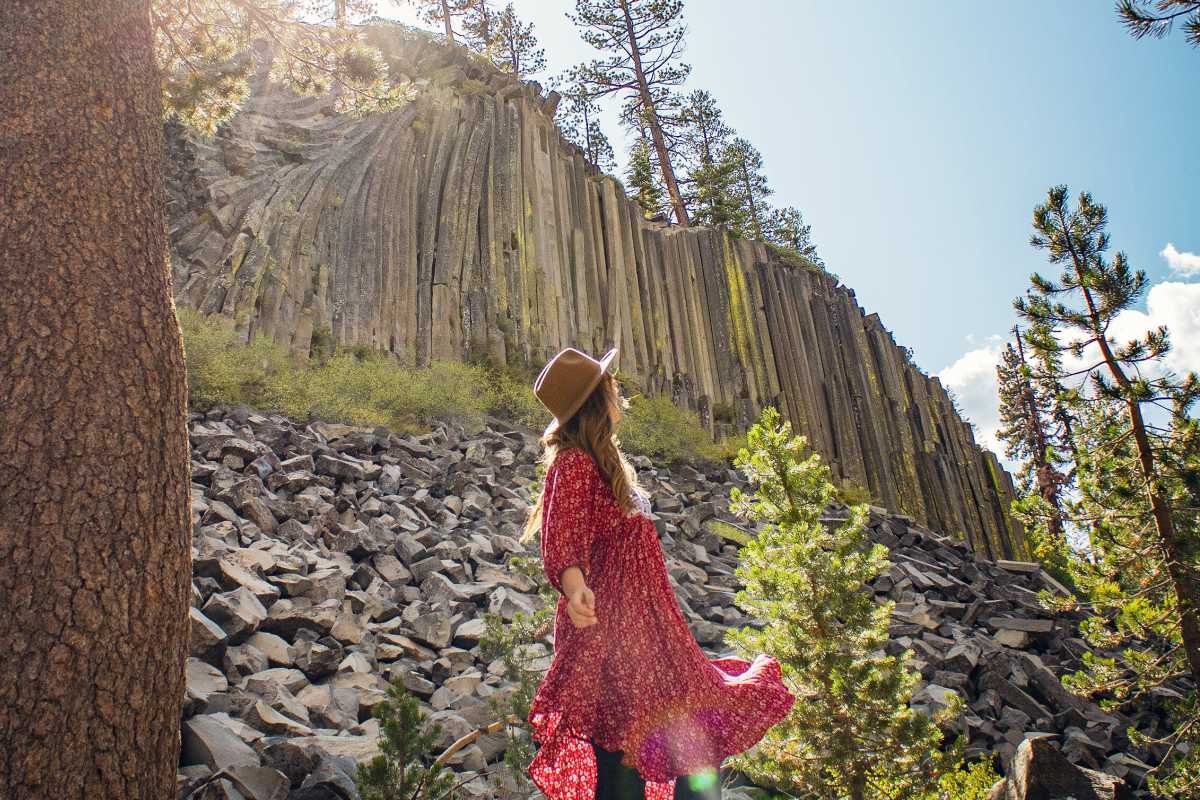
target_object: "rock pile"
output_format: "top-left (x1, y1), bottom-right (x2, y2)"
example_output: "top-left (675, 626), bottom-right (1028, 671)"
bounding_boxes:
top-left (178, 407), bottom-right (1158, 799)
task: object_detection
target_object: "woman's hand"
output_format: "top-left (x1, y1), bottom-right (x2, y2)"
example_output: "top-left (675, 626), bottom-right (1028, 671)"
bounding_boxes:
top-left (560, 566), bottom-right (598, 628)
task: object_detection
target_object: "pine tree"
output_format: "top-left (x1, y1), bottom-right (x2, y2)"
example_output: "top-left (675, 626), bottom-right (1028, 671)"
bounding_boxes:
top-left (676, 89), bottom-right (739, 227)
top-left (460, 0), bottom-right (495, 52)
top-left (356, 683), bottom-right (459, 800)
top-left (409, 0), bottom-right (471, 43)
top-left (0, 3), bottom-right (408, 795)
top-left (569, 0), bottom-right (692, 226)
top-left (490, 3), bottom-right (545, 76)
top-left (727, 407), bottom-right (951, 800)
top-left (995, 326), bottom-right (1068, 538)
top-left (1059, 395), bottom-right (1200, 796)
top-left (722, 137), bottom-right (772, 239)
top-left (157, 0), bottom-right (412, 130)
top-left (764, 206), bottom-right (824, 267)
top-left (556, 80), bottom-right (617, 171)
top-left (1016, 185), bottom-right (1200, 679)
top-left (1118, 0), bottom-right (1200, 47)
top-left (627, 134), bottom-right (666, 219)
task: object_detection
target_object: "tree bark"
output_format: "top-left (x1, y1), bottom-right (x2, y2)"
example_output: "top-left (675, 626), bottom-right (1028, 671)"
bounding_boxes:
top-left (0, 1), bottom-right (191, 797)
top-left (441, 0), bottom-right (456, 42)
top-left (619, 0), bottom-right (690, 227)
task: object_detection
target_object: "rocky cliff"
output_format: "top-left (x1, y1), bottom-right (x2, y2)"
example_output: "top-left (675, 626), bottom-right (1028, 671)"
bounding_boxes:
top-left (166, 26), bottom-right (1026, 560)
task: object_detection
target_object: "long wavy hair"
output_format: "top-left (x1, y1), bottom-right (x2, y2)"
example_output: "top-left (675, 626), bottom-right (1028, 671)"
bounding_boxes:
top-left (520, 372), bottom-right (639, 543)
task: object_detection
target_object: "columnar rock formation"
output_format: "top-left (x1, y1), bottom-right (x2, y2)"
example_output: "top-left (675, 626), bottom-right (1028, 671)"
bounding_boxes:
top-left (166, 27), bottom-right (1025, 559)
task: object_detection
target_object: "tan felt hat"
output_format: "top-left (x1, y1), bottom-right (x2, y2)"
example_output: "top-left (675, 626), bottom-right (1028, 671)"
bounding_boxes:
top-left (533, 346), bottom-right (618, 437)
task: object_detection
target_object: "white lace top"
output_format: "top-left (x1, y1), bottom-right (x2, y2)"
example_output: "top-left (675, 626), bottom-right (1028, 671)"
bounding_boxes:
top-left (628, 485), bottom-right (654, 520)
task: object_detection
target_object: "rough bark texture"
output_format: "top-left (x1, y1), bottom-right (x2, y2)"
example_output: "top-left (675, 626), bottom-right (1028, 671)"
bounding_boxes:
top-left (166, 29), bottom-right (1026, 559)
top-left (0, 1), bottom-right (192, 797)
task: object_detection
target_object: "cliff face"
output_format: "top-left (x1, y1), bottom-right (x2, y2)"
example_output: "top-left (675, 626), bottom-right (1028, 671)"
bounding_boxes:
top-left (166, 28), bottom-right (1027, 559)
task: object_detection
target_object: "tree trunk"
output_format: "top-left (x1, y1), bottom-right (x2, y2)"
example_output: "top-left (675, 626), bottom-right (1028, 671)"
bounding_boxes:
top-left (0, 1), bottom-right (191, 797)
top-left (619, 0), bottom-right (690, 227)
top-left (441, 0), bottom-right (456, 42)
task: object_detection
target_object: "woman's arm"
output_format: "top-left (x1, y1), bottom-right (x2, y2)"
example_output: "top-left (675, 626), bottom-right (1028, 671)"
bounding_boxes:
top-left (559, 565), bottom-right (596, 628)
top-left (540, 451), bottom-right (599, 628)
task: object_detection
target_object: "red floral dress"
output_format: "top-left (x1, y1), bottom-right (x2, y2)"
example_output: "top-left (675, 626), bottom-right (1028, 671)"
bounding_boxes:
top-left (527, 447), bottom-right (795, 800)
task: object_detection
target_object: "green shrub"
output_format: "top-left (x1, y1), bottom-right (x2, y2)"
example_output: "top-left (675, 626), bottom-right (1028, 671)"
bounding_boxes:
top-left (181, 310), bottom-right (491, 432)
top-left (727, 407), bottom-right (952, 799)
top-left (181, 309), bottom-right (749, 457)
top-left (834, 478), bottom-right (876, 506)
top-left (355, 683), bottom-right (457, 800)
top-left (712, 400), bottom-right (737, 424)
top-left (178, 308), bottom-right (294, 409)
top-left (618, 393), bottom-right (728, 465)
top-left (482, 370), bottom-right (548, 429)
top-left (478, 555), bottom-right (557, 790)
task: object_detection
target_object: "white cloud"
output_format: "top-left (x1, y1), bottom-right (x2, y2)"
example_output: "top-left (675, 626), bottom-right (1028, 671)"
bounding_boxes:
top-left (936, 336), bottom-right (1006, 458)
top-left (1107, 281), bottom-right (1200, 378)
top-left (934, 279), bottom-right (1200, 470)
top-left (1161, 243), bottom-right (1200, 277)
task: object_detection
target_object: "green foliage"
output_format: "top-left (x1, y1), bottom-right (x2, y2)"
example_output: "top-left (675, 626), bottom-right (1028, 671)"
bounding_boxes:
top-left (178, 308), bottom-right (294, 409)
top-left (721, 137), bottom-right (772, 239)
top-left (764, 242), bottom-right (824, 273)
top-left (764, 207), bottom-right (824, 269)
top-left (154, 0), bottom-right (414, 134)
top-left (1118, 1), bottom-right (1200, 48)
top-left (1011, 186), bottom-right (1200, 796)
top-left (627, 137), bottom-right (666, 219)
top-left (482, 2), bottom-right (546, 76)
top-left (180, 309), bottom-right (537, 432)
top-left (617, 393), bottom-right (734, 465)
top-left (555, 79), bottom-right (616, 172)
top-left (478, 555), bottom-right (556, 788)
top-left (920, 758), bottom-right (1001, 800)
top-left (181, 309), bottom-right (741, 462)
top-left (676, 89), bottom-right (740, 228)
top-left (833, 478), bottom-right (875, 507)
top-left (1009, 493), bottom-right (1080, 592)
top-left (995, 327), bottom-right (1072, 567)
top-left (408, 0), bottom-right (472, 42)
top-left (569, 0), bottom-right (690, 222)
top-left (356, 682), bottom-right (457, 800)
top-left (727, 407), bottom-right (951, 800)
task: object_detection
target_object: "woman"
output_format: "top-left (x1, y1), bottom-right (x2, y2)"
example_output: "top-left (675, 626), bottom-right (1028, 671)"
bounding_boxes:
top-left (521, 346), bottom-right (795, 800)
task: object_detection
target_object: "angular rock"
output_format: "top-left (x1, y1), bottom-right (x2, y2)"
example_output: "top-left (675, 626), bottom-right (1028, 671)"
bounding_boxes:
top-left (183, 714), bottom-right (261, 771)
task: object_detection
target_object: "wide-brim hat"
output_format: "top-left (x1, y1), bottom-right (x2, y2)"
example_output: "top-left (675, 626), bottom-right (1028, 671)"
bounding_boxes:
top-left (533, 346), bottom-right (618, 437)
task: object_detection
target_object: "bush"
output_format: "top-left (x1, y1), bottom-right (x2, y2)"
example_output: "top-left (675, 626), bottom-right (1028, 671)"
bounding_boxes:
top-left (356, 683), bottom-right (457, 800)
top-left (482, 369), bottom-right (548, 429)
top-left (180, 310), bottom-right (492, 432)
top-left (618, 393), bottom-right (728, 465)
top-left (180, 309), bottom-right (747, 459)
top-left (478, 555), bottom-right (556, 790)
top-left (178, 308), bottom-right (293, 409)
top-left (834, 478), bottom-right (875, 506)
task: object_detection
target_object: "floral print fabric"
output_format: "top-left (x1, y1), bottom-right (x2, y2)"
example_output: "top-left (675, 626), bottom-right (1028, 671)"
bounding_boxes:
top-left (527, 448), bottom-right (795, 799)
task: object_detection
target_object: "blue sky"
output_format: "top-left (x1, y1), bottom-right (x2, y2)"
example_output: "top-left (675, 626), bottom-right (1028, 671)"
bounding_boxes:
top-left (382, 1), bottom-right (1199, 456)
